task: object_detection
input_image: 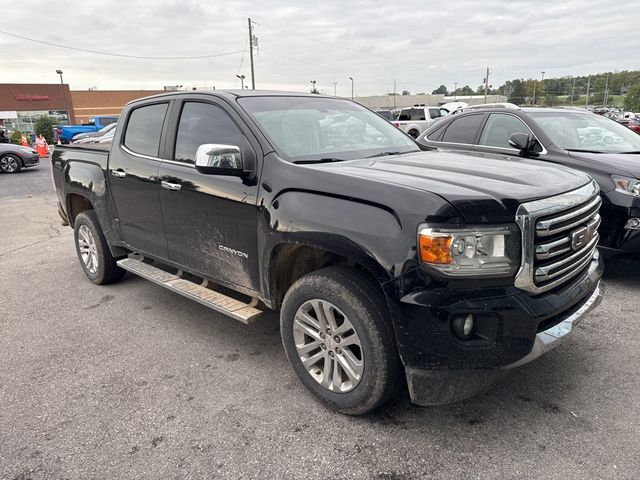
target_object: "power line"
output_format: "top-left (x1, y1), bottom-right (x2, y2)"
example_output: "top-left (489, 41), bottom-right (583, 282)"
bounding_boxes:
top-left (0, 29), bottom-right (246, 60)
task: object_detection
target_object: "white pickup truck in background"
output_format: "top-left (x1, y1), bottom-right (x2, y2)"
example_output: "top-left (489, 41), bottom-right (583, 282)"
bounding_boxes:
top-left (394, 105), bottom-right (450, 138)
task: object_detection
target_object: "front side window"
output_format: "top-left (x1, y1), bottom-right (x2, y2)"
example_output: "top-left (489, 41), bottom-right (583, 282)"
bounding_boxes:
top-left (411, 108), bottom-right (426, 121)
top-left (123, 103), bottom-right (168, 157)
top-left (479, 114), bottom-right (531, 149)
top-left (238, 96), bottom-right (418, 161)
top-left (174, 102), bottom-right (244, 164)
top-left (429, 108), bottom-right (443, 120)
top-left (441, 114), bottom-right (484, 144)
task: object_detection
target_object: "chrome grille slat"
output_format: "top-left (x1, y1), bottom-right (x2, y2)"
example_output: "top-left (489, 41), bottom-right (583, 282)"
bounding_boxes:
top-left (535, 236), bottom-right (571, 260)
top-left (536, 195), bottom-right (602, 237)
top-left (515, 181), bottom-right (601, 295)
top-left (535, 237), bottom-right (598, 281)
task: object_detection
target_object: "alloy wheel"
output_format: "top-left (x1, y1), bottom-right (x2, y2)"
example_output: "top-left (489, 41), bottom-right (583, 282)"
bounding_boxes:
top-left (77, 225), bottom-right (99, 274)
top-left (293, 299), bottom-right (364, 393)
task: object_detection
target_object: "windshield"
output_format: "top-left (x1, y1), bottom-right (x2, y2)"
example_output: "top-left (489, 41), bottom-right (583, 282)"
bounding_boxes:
top-left (529, 111), bottom-right (640, 153)
top-left (238, 96), bottom-right (418, 161)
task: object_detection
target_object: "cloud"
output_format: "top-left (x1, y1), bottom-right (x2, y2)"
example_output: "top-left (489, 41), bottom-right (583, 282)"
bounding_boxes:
top-left (2, 0), bottom-right (638, 95)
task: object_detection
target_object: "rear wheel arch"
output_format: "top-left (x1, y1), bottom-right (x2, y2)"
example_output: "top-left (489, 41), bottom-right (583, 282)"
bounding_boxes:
top-left (66, 193), bottom-right (94, 227)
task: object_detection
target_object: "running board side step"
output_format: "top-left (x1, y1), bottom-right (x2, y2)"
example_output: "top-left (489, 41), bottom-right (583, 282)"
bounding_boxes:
top-left (117, 257), bottom-right (264, 324)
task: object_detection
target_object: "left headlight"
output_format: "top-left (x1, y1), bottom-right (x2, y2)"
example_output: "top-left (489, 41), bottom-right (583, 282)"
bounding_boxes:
top-left (418, 225), bottom-right (519, 277)
top-left (612, 175), bottom-right (640, 197)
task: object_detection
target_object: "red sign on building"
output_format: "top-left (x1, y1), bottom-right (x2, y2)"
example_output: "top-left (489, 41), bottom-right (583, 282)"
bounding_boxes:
top-left (14, 95), bottom-right (50, 102)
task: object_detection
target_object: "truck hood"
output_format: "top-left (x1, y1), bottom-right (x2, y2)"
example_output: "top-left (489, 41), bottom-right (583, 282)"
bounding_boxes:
top-left (325, 150), bottom-right (592, 223)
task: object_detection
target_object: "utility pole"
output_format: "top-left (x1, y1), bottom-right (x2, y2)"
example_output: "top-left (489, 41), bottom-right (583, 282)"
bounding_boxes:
top-left (454, 81), bottom-right (458, 101)
top-left (484, 67), bottom-right (490, 104)
top-left (248, 18), bottom-right (256, 90)
top-left (333, 82), bottom-right (337, 96)
top-left (349, 76), bottom-right (354, 101)
top-left (603, 73), bottom-right (609, 106)
top-left (393, 79), bottom-right (396, 108)
top-left (540, 71), bottom-right (545, 105)
top-left (585, 75), bottom-right (591, 107)
top-left (570, 77), bottom-right (576, 106)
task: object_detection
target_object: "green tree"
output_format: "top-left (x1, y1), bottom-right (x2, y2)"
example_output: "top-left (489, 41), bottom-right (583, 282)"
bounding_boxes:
top-left (542, 95), bottom-right (560, 107)
top-left (506, 79), bottom-right (527, 105)
top-left (35, 116), bottom-right (56, 144)
top-left (459, 85), bottom-right (474, 95)
top-left (431, 85), bottom-right (447, 95)
top-left (624, 84), bottom-right (640, 111)
top-left (401, 90), bottom-right (411, 96)
top-left (9, 131), bottom-right (23, 145)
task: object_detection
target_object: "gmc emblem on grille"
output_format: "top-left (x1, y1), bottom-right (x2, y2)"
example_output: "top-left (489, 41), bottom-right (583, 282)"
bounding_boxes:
top-left (571, 224), bottom-right (595, 251)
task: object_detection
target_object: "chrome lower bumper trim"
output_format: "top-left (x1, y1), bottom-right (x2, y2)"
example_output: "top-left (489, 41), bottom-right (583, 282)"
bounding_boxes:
top-left (503, 281), bottom-right (604, 370)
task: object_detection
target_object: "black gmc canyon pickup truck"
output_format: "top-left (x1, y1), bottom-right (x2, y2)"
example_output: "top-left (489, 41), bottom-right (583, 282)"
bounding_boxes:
top-left (52, 91), bottom-right (604, 415)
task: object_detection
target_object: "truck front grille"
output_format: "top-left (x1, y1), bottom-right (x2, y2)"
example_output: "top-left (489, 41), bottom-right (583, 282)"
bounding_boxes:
top-left (515, 181), bottom-right (601, 294)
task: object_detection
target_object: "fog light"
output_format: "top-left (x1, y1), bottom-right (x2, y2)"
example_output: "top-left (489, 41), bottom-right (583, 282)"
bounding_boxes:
top-left (625, 218), bottom-right (640, 230)
top-left (452, 314), bottom-right (474, 340)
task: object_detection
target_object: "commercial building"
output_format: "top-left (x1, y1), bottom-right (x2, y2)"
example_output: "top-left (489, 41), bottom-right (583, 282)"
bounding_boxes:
top-left (0, 83), bottom-right (163, 132)
top-left (0, 83), bottom-right (74, 132)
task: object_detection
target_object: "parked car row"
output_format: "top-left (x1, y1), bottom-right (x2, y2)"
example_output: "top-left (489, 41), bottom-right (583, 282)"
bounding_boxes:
top-left (54, 115), bottom-right (119, 144)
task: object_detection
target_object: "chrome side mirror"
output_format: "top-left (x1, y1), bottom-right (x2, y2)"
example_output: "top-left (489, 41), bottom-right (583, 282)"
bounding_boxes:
top-left (194, 144), bottom-right (244, 175)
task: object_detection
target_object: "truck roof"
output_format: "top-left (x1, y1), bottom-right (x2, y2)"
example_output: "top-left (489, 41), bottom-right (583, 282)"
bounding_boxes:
top-left (126, 89), bottom-right (335, 108)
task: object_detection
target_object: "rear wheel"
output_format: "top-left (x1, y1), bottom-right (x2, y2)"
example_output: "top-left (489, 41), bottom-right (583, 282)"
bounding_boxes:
top-left (0, 154), bottom-right (22, 173)
top-left (280, 267), bottom-right (401, 415)
top-left (407, 129), bottom-right (419, 139)
top-left (73, 210), bottom-right (125, 285)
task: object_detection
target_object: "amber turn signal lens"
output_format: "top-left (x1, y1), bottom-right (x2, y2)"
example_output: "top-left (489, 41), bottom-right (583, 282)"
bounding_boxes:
top-left (419, 234), bottom-right (453, 264)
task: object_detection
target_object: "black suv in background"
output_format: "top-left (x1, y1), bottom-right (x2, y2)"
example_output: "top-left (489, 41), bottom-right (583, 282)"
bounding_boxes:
top-left (418, 106), bottom-right (640, 256)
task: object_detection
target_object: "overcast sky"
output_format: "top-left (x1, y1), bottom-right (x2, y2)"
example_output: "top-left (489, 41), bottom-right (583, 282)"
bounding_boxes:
top-left (2, 0), bottom-right (639, 96)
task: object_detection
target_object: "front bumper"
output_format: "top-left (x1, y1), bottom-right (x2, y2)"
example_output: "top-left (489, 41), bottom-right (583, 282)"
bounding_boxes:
top-left (393, 255), bottom-right (603, 405)
top-left (22, 153), bottom-right (40, 167)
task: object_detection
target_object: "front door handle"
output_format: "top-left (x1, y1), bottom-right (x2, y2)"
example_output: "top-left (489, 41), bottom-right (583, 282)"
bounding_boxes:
top-left (111, 169), bottom-right (126, 178)
top-left (161, 180), bottom-right (182, 191)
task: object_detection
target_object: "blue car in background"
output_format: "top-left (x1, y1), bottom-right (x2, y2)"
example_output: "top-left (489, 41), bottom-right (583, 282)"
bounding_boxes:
top-left (55, 115), bottom-right (119, 144)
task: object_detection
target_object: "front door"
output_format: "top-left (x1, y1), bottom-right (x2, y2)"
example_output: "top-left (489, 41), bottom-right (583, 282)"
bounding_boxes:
top-left (108, 101), bottom-right (170, 258)
top-left (157, 99), bottom-right (260, 292)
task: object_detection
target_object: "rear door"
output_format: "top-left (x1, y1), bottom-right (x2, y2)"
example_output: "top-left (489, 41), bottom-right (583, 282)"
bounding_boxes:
top-left (157, 97), bottom-right (261, 293)
top-left (435, 113), bottom-right (486, 151)
top-left (108, 100), bottom-right (172, 258)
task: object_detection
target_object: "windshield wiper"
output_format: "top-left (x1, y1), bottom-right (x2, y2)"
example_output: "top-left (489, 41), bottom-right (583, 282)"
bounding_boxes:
top-left (566, 148), bottom-right (603, 154)
top-left (366, 151), bottom-right (401, 158)
top-left (293, 157), bottom-right (347, 164)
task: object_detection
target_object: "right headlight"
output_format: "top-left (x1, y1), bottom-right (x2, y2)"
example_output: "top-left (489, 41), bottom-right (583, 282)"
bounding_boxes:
top-left (612, 175), bottom-right (640, 197)
top-left (418, 224), bottom-right (520, 277)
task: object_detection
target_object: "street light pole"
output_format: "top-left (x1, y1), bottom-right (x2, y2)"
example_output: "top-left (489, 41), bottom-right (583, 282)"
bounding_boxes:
top-left (310, 80), bottom-right (317, 94)
top-left (236, 74), bottom-right (245, 89)
top-left (333, 82), bottom-right (337, 96)
top-left (56, 69), bottom-right (71, 125)
top-left (349, 76), bottom-right (354, 101)
top-left (454, 82), bottom-right (458, 101)
top-left (540, 71), bottom-right (545, 105)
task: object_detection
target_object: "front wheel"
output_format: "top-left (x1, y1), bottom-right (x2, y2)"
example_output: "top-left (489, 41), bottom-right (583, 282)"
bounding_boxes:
top-left (280, 267), bottom-right (401, 415)
top-left (73, 210), bottom-right (125, 285)
top-left (0, 154), bottom-right (22, 173)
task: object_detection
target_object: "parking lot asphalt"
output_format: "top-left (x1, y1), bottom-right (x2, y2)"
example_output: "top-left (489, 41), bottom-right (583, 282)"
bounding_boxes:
top-left (1, 164), bottom-right (639, 480)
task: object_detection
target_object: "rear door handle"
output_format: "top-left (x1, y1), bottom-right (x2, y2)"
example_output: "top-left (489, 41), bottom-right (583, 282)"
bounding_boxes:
top-left (111, 169), bottom-right (126, 178)
top-left (161, 180), bottom-right (182, 191)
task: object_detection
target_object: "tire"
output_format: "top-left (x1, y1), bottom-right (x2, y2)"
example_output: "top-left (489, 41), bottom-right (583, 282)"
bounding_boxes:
top-left (73, 210), bottom-right (125, 285)
top-left (407, 129), bottom-right (419, 139)
top-left (280, 266), bottom-right (401, 415)
top-left (0, 154), bottom-right (22, 173)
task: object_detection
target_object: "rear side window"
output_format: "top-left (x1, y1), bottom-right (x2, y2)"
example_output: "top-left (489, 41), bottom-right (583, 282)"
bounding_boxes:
top-left (441, 114), bottom-right (484, 144)
top-left (411, 108), bottom-right (426, 121)
top-left (123, 103), bottom-right (168, 157)
top-left (174, 102), bottom-right (244, 164)
top-left (100, 117), bottom-right (118, 127)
